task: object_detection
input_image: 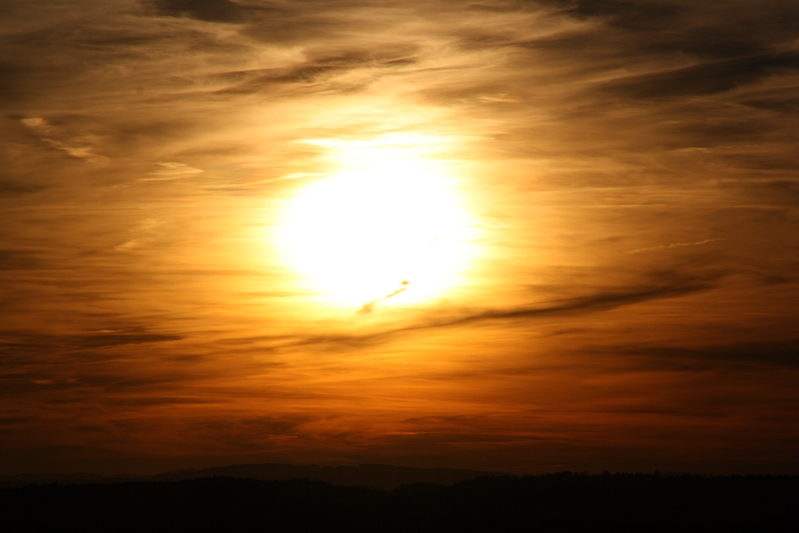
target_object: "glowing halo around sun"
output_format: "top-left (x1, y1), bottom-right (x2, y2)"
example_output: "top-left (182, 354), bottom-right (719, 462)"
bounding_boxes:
top-left (275, 136), bottom-right (479, 309)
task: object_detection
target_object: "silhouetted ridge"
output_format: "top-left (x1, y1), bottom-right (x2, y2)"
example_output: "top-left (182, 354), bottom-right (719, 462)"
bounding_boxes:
top-left (150, 462), bottom-right (500, 490)
top-left (2, 472), bottom-right (797, 532)
top-left (0, 463), bottom-right (500, 490)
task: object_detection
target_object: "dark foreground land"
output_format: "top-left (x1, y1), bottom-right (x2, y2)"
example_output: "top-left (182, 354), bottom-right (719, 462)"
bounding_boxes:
top-left (3, 472), bottom-right (798, 532)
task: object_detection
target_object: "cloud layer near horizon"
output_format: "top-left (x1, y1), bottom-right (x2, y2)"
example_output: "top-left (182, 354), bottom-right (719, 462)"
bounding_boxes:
top-left (1, 0), bottom-right (798, 475)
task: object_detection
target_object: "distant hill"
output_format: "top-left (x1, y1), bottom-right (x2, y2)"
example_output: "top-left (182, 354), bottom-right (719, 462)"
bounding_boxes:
top-left (151, 463), bottom-right (503, 490)
top-left (0, 463), bottom-right (501, 490)
top-left (3, 473), bottom-right (798, 531)
top-left (0, 471), bottom-right (143, 488)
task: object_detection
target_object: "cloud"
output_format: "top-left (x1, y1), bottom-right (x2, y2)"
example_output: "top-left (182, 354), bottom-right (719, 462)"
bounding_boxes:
top-left (600, 53), bottom-right (799, 99)
top-left (417, 277), bottom-right (715, 329)
top-left (282, 272), bottom-right (720, 349)
top-left (0, 250), bottom-right (45, 271)
top-left (76, 333), bottom-right (184, 348)
top-left (140, 162), bottom-right (204, 181)
top-left (19, 117), bottom-right (107, 162)
top-left (0, 181), bottom-right (45, 198)
top-left (627, 238), bottom-right (722, 254)
top-left (0, 331), bottom-right (183, 358)
top-left (148, 0), bottom-right (260, 23)
top-left (616, 339), bottom-right (799, 369)
top-left (115, 218), bottom-right (165, 251)
top-left (535, 0), bottom-right (799, 57)
top-left (115, 239), bottom-right (145, 251)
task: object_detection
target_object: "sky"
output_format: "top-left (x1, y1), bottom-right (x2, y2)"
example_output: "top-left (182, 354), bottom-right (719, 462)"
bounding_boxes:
top-left (2, 0), bottom-right (799, 476)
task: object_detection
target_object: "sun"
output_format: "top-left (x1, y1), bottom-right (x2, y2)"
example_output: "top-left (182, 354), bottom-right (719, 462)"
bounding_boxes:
top-left (275, 136), bottom-right (478, 309)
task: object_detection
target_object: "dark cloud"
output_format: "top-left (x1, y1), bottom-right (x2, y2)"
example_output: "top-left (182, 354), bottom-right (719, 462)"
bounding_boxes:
top-left (0, 62), bottom-right (27, 104)
top-left (213, 48), bottom-right (420, 94)
top-left (103, 396), bottom-right (219, 406)
top-left (536, 0), bottom-right (799, 56)
top-left (0, 250), bottom-right (45, 271)
top-left (430, 278), bottom-right (714, 328)
top-left (149, 0), bottom-right (260, 23)
top-left (0, 416), bottom-right (37, 427)
top-left (0, 180), bottom-right (47, 198)
top-left (543, 0), bottom-right (685, 29)
top-left (146, 0), bottom-right (342, 44)
top-left (279, 270), bottom-right (720, 349)
top-left (601, 53), bottom-right (799, 99)
top-left (76, 333), bottom-right (184, 348)
top-left (0, 331), bottom-right (184, 366)
top-left (622, 339), bottom-right (799, 369)
top-left (739, 86), bottom-right (799, 112)
top-left (202, 415), bottom-right (309, 436)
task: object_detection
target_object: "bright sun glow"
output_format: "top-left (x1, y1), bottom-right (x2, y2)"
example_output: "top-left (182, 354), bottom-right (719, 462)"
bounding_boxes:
top-left (276, 135), bottom-right (478, 309)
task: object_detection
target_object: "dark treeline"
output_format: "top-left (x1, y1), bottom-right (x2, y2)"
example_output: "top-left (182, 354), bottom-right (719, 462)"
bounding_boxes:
top-left (3, 472), bottom-right (798, 532)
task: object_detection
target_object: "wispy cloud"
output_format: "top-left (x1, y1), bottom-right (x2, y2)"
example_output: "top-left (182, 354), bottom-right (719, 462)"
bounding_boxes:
top-left (20, 117), bottom-right (107, 163)
top-left (140, 162), bottom-right (203, 181)
top-left (627, 238), bottom-right (722, 254)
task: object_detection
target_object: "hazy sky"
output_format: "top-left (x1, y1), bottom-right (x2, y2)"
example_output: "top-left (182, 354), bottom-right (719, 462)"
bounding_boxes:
top-left (2, 0), bottom-right (799, 475)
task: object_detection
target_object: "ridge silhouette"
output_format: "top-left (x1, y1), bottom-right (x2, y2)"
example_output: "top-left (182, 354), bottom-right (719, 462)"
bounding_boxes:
top-left (2, 471), bottom-right (797, 531)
